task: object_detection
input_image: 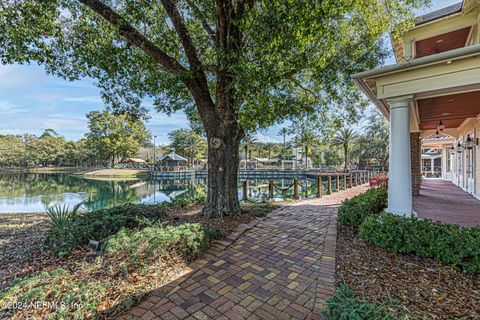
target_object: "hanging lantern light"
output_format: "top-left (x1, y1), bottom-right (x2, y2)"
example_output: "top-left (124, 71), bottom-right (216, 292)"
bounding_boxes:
top-left (465, 134), bottom-right (475, 150)
top-left (457, 141), bottom-right (462, 153)
top-left (438, 120), bottom-right (445, 131)
top-left (435, 129), bottom-right (440, 135)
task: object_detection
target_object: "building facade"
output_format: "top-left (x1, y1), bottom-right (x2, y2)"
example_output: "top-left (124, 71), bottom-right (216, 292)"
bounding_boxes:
top-left (353, 0), bottom-right (480, 215)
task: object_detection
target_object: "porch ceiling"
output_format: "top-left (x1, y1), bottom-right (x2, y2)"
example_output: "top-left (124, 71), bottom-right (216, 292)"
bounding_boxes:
top-left (415, 27), bottom-right (471, 58)
top-left (416, 91), bottom-right (480, 130)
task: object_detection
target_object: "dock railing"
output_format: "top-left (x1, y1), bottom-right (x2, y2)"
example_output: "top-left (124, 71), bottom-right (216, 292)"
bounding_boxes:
top-left (241, 169), bottom-right (381, 203)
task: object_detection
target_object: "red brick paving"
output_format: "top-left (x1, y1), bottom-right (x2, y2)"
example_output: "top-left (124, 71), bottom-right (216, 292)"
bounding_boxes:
top-left (118, 185), bottom-right (369, 320)
top-left (413, 179), bottom-right (480, 227)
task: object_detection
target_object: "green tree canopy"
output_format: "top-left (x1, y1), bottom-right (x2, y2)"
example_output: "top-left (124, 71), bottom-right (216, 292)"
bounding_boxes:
top-left (0, 0), bottom-right (426, 216)
top-left (353, 110), bottom-right (390, 169)
top-left (85, 110), bottom-right (151, 167)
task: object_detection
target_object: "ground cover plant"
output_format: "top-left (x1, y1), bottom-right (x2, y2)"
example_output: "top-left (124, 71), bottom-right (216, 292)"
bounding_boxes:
top-left (322, 284), bottom-right (403, 320)
top-left (0, 200), bottom-right (276, 319)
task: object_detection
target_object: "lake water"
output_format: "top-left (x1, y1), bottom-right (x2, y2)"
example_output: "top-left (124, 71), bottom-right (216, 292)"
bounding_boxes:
top-left (0, 173), bottom-right (322, 213)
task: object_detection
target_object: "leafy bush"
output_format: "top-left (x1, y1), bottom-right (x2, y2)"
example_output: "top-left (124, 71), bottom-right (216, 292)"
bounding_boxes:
top-left (322, 284), bottom-right (403, 320)
top-left (360, 213), bottom-right (480, 274)
top-left (338, 188), bottom-right (387, 226)
top-left (44, 199), bottom-right (204, 256)
top-left (0, 268), bottom-right (109, 319)
top-left (105, 223), bottom-right (219, 264)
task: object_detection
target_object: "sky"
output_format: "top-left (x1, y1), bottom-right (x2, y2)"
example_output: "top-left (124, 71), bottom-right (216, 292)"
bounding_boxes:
top-left (0, 0), bottom-right (460, 144)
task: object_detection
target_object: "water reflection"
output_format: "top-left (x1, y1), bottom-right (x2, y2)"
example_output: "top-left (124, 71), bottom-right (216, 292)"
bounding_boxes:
top-left (0, 173), bottom-right (323, 213)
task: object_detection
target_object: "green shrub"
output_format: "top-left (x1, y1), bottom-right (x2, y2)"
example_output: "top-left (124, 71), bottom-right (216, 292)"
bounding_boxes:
top-left (360, 213), bottom-right (480, 274)
top-left (105, 223), bottom-right (219, 264)
top-left (44, 200), bottom-right (208, 256)
top-left (322, 284), bottom-right (404, 320)
top-left (0, 268), bottom-right (109, 319)
top-left (338, 188), bottom-right (387, 226)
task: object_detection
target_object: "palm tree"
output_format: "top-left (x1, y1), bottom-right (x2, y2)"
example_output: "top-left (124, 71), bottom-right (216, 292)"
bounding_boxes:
top-left (295, 129), bottom-right (318, 167)
top-left (331, 128), bottom-right (359, 170)
top-left (184, 132), bottom-right (206, 166)
top-left (277, 128), bottom-right (289, 151)
top-left (241, 132), bottom-right (257, 161)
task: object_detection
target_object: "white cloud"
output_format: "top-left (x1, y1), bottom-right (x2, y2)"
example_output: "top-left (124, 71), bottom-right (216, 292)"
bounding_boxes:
top-left (255, 132), bottom-right (281, 143)
top-left (63, 96), bottom-right (102, 103)
top-left (0, 100), bottom-right (27, 115)
top-left (40, 116), bottom-right (86, 131)
top-left (147, 111), bottom-right (189, 126)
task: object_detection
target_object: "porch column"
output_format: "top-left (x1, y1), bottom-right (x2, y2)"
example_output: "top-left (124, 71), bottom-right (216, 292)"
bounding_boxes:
top-left (387, 98), bottom-right (413, 216)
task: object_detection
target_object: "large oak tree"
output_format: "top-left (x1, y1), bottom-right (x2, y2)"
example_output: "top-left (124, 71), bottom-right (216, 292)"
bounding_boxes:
top-left (0, 0), bottom-right (425, 217)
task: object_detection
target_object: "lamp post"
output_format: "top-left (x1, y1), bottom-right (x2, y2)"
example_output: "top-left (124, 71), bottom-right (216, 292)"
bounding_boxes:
top-left (153, 135), bottom-right (157, 171)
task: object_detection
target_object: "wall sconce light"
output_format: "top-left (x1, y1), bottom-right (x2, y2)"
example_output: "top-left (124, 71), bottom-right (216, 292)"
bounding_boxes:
top-left (457, 141), bottom-right (462, 153)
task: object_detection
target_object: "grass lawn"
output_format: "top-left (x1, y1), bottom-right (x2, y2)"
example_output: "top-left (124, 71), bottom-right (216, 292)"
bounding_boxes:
top-left (82, 168), bottom-right (149, 178)
top-left (0, 202), bottom-right (278, 319)
top-left (29, 167), bottom-right (97, 175)
top-left (0, 167), bottom-right (149, 178)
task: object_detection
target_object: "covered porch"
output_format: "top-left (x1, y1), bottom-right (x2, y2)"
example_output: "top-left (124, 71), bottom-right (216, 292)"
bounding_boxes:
top-left (353, 45), bottom-right (480, 222)
top-left (414, 179), bottom-right (480, 226)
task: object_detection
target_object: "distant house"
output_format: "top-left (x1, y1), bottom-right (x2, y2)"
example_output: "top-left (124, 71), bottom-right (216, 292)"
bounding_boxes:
top-left (252, 157), bottom-right (281, 166)
top-left (125, 158), bottom-right (146, 164)
top-left (122, 157), bottom-right (147, 168)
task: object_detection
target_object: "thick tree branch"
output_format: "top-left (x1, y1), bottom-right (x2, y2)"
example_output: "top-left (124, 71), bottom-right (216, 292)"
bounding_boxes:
top-left (79, 0), bottom-right (216, 128)
top-left (184, 0), bottom-right (216, 43)
top-left (159, 0), bottom-right (215, 118)
top-left (160, 0), bottom-right (206, 76)
top-left (78, 0), bottom-right (186, 76)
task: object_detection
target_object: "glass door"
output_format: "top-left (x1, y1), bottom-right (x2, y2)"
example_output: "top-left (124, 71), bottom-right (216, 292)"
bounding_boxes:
top-left (467, 148), bottom-right (475, 194)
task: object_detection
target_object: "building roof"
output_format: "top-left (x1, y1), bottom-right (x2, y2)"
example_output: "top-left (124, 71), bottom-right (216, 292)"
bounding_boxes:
top-left (158, 148), bottom-right (188, 162)
top-left (125, 158), bottom-right (146, 163)
top-left (415, 2), bottom-right (463, 26)
top-left (252, 157), bottom-right (281, 163)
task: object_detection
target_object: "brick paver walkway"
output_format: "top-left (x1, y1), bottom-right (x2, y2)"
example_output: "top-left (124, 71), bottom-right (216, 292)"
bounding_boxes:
top-left (120, 185), bottom-right (368, 320)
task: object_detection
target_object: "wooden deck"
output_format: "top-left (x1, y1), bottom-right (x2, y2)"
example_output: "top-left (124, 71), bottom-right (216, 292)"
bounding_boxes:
top-left (413, 179), bottom-right (480, 227)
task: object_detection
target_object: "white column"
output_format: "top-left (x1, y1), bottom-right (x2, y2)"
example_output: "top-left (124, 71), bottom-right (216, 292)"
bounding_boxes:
top-left (387, 98), bottom-right (413, 216)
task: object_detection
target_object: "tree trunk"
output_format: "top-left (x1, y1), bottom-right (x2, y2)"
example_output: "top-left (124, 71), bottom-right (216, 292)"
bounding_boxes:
top-left (344, 145), bottom-right (348, 171)
top-left (202, 123), bottom-right (243, 218)
top-left (304, 145), bottom-right (308, 167)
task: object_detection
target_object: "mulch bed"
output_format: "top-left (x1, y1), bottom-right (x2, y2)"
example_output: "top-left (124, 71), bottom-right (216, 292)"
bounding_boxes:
top-left (336, 225), bottom-right (480, 319)
top-left (0, 203), bottom-right (277, 292)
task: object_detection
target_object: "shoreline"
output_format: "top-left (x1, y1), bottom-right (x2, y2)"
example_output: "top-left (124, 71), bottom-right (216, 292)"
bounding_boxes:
top-left (0, 166), bottom-right (149, 178)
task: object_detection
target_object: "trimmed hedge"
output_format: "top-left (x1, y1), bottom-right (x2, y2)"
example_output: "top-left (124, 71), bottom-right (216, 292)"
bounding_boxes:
top-left (360, 213), bottom-right (480, 274)
top-left (338, 188), bottom-right (387, 226)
